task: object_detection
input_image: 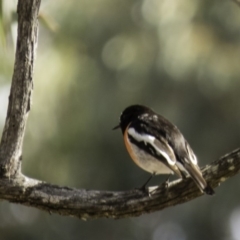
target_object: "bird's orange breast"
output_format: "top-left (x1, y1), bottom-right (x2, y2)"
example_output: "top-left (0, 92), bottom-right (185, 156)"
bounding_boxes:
top-left (123, 127), bottom-right (140, 166)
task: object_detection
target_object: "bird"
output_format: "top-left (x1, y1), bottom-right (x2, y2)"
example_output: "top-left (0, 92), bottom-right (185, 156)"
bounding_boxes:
top-left (113, 104), bottom-right (214, 195)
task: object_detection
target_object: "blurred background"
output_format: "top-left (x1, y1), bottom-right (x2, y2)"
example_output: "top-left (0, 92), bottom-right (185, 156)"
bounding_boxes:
top-left (1, 0), bottom-right (240, 239)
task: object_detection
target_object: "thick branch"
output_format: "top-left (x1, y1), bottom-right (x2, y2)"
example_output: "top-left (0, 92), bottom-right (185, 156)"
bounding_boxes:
top-left (0, 148), bottom-right (238, 220)
top-left (0, 0), bottom-right (41, 177)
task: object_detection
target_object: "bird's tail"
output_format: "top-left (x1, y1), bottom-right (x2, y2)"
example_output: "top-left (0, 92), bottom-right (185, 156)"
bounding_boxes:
top-left (184, 163), bottom-right (215, 195)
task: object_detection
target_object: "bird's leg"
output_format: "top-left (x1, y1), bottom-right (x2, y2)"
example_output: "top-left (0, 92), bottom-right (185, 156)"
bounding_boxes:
top-left (161, 174), bottom-right (171, 190)
top-left (139, 173), bottom-right (156, 191)
top-left (148, 174), bottom-right (171, 195)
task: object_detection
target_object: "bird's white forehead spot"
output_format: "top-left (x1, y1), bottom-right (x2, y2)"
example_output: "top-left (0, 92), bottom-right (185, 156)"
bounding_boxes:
top-left (127, 127), bottom-right (175, 165)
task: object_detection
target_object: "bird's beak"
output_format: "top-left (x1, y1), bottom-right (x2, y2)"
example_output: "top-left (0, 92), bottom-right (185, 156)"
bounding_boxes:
top-left (112, 124), bottom-right (120, 130)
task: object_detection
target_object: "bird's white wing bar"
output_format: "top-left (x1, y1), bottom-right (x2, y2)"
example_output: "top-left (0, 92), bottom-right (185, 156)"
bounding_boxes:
top-left (128, 127), bottom-right (176, 166)
top-left (185, 141), bottom-right (198, 165)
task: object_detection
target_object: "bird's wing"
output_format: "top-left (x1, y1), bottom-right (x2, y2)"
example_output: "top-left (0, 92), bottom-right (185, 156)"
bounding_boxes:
top-left (127, 126), bottom-right (183, 177)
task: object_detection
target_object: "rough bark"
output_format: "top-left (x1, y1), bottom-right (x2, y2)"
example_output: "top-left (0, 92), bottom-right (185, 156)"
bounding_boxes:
top-left (0, 0), bottom-right (40, 178)
top-left (0, 148), bottom-right (239, 220)
top-left (0, 0), bottom-right (240, 221)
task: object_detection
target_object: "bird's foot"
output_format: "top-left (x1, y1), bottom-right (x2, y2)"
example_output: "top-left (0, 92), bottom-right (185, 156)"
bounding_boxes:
top-left (161, 175), bottom-right (170, 190)
top-left (134, 185), bottom-right (149, 194)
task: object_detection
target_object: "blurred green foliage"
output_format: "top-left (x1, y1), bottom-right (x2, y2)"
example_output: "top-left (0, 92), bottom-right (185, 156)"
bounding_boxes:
top-left (1, 0), bottom-right (240, 239)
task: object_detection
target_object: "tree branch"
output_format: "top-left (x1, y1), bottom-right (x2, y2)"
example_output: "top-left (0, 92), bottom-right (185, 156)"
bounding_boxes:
top-left (0, 0), bottom-right (240, 221)
top-left (0, 0), bottom-right (41, 177)
top-left (0, 148), bottom-right (238, 220)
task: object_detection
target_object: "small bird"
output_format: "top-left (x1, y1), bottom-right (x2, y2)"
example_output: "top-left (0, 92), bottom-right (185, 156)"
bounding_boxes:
top-left (113, 104), bottom-right (214, 195)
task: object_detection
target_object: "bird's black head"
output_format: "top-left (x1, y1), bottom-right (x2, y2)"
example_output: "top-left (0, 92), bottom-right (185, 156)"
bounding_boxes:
top-left (113, 105), bottom-right (151, 133)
